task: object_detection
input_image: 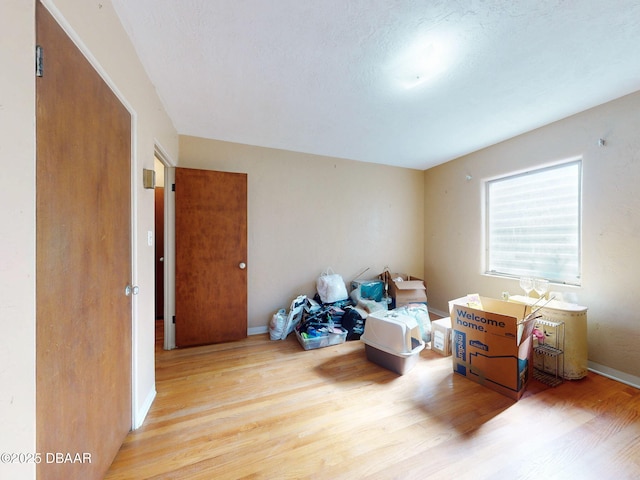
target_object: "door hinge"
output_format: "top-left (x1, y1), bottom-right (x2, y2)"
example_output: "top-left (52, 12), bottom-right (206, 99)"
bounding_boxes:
top-left (172, 183), bottom-right (176, 192)
top-left (35, 45), bottom-right (44, 77)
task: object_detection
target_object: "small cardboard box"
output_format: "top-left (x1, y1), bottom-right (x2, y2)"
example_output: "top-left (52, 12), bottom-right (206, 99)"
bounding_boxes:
top-left (381, 272), bottom-right (427, 308)
top-left (448, 296), bottom-right (536, 400)
top-left (431, 317), bottom-right (452, 356)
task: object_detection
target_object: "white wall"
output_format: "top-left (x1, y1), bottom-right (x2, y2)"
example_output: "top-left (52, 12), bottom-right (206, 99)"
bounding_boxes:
top-left (179, 136), bottom-right (425, 331)
top-left (1, 2), bottom-right (178, 477)
top-left (424, 91), bottom-right (640, 382)
top-left (0, 2), bottom-right (37, 479)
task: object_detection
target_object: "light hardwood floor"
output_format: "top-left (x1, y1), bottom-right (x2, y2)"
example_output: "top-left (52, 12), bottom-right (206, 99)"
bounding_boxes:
top-left (106, 328), bottom-right (640, 479)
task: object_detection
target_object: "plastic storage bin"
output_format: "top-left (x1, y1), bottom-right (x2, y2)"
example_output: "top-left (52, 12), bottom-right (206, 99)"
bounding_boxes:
top-left (295, 326), bottom-right (348, 350)
top-left (361, 310), bottom-right (425, 374)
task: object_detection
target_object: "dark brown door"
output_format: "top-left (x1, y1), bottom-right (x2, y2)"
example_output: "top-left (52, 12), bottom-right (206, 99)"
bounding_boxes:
top-left (175, 168), bottom-right (248, 347)
top-left (155, 186), bottom-right (165, 319)
top-left (36, 2), bottom-right (132, 479)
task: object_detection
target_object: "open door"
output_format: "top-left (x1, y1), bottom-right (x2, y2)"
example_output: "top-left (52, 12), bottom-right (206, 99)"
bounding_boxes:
top-left (36, 2), bottom-right (132, 479)
top-left (174, 168), bottom-right (248, 347)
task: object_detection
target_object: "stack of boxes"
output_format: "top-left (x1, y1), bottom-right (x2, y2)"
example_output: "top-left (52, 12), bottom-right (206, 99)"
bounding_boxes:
top-left (333, 272), bottom-right (541, 400)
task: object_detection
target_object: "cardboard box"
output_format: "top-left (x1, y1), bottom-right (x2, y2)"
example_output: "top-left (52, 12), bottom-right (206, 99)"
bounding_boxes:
top-left (448, 296), bottom-right (536, 400)
top-left (431, 317), bottom-right (452, 356)
top-left (361, 310), bottom-right (425, 374)
top-left (380, 272), bottom-right (427, 308)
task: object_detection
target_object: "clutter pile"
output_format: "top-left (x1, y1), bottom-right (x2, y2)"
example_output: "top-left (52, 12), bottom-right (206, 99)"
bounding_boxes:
top-left (268, 275), bottom-right (545, 394)
top-left (269, 268), bottom-right (432, 359)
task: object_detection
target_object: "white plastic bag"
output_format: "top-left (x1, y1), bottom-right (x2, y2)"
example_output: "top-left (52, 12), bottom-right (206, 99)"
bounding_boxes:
top-left (316, 268), bottom-right (348, 304)
top-left (269, 308), bottom-right (287, 340)
top-left (395, 303), bottom-right (432, 342)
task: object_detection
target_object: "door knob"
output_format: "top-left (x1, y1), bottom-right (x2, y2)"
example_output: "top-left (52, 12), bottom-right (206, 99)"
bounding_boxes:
top-left (124, 284), bottom-right (140, 296)
top-left (239, 262), bottom-right (246, 270)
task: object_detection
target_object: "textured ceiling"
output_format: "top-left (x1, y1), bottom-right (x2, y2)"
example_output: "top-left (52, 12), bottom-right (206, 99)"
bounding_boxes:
top-left (112, 0), bottom-right (640, 170)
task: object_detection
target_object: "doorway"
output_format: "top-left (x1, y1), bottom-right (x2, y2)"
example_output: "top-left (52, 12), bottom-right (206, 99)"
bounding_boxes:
top-left (153, 152), bottom-right (177, 351)
top-left (151, 165), bottom-right (248, 350)
top-left (174, 168), bottom-right (248, 347)
top-left (154, 155), bottom-right (165, 349)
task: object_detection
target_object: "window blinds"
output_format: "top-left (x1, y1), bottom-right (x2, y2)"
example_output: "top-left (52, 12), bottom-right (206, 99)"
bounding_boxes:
top-left (486, 160), bottom-right (581, 285)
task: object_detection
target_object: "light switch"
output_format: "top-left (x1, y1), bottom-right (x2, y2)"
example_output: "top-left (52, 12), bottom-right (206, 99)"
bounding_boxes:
top-left (147, 230), bottom-right (153, 246)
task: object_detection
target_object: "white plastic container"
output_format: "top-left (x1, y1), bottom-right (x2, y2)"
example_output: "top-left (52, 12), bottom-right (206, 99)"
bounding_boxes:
top-left (361, 310), bottom-right (425, 374)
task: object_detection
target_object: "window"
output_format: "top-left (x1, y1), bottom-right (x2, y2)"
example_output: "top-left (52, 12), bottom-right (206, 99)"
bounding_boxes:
top-left (486, 160), bottom-right (582, 285)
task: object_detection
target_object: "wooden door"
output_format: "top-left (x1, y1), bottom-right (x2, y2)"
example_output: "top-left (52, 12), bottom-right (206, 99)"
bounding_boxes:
top-left (155, 186), bottom-right (165, 319)
top-left (175, 168), bottom-right (247, 347)
top-left (36, 2), bottom-right (132, 479)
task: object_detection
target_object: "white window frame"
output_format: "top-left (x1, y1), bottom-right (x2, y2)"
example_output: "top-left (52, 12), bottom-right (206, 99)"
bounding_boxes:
top-left (485, 159), bottom-right (582, 285)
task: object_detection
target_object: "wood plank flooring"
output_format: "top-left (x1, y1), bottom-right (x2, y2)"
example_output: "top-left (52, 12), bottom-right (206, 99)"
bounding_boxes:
top-left (106, 330), bottom-right (640, 479)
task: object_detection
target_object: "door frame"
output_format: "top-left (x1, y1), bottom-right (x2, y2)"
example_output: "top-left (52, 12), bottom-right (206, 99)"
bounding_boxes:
top-left (154, 146), bottom-right (177, 350)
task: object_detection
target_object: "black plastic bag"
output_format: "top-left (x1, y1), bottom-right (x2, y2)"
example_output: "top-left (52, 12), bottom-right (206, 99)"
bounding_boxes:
top-left (341, 307), bottom-right (365, 341)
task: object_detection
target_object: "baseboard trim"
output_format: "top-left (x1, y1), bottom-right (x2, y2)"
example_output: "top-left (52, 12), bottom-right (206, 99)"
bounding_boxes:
top-left (248, 325), bottom-right (269, 336)
top-left (429, 307), bottom-right (449, 319)
top-left (588, 361), bottom-right (640, 390)
top-left (133, 387), bottom-right (157, 430)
